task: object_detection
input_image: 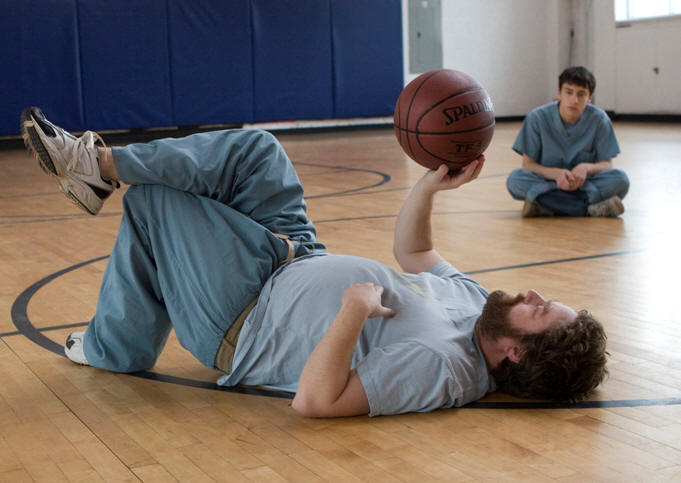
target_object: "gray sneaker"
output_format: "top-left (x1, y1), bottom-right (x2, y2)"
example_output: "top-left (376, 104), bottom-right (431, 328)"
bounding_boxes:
top-left (64, 331), bottom-right (89, 365)
top-left (522, 200), bottom-right (553, 217)
top-left (588, 196), bottom-right (624, 217)
top-left (21, 107), bottom-right (118, 215)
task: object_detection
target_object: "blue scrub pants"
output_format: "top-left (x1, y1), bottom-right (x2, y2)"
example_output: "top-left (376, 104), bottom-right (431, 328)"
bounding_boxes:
top-left (506, 168), bottom-right (630, 216)
top-left (82, 129), bottom-right (324, 372)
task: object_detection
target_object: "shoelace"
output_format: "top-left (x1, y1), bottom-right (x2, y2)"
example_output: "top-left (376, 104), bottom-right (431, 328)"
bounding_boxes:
top-left (66, 130), bottom-right (106, 175)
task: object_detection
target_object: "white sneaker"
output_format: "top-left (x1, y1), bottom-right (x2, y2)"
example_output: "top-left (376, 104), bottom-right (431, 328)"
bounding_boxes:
top-left (21, 107), bottom-right (118, 215)
top-left (64, 331), bottom-right (89, 365)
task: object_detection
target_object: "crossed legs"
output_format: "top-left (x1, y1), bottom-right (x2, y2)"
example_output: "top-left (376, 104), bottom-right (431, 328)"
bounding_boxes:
top-left (21, 109), bottom-right (324, 371)
top-left (506, 168), bottom-right (630, 217)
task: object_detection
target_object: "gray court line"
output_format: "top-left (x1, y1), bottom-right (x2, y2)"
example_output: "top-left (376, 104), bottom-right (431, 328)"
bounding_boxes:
top-left (1, 214), bottom-right (76, 219)
top-left (0, 212), bottom-right (123, 226)
top-left (467, 249), bottom-right (645, 274)
top-left (314, 209), bottom-right (520, 224)
top-left (466, 398), bottom-right (681, 409)
top-left (9, 256), bottom-right (294, 399)
top-left (0, 321), bottom-right (87, 338)
top-left (0, 198), bottom-right (514, 227)
top-left (0, 191), bottom-right (59, 200)
top-left (302, 172), bottom-right (507, 200)
top-left (0, 164), bottom-right (390, 225)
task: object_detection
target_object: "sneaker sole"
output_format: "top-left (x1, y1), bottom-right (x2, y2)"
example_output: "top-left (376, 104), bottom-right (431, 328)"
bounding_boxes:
top-left (588, 197), bottom-right (624, 217)
top-left (613, 197), bottom-right (624, 216)
top-left (20, 107), bottom-right (61, 177)
top-left (58, 177), bottom-right (102, 216)
top-left (21, 107), bottom-right (104, 216)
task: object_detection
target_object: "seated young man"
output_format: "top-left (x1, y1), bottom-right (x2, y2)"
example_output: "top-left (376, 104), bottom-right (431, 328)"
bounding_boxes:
top-left (21, 106), bottom-right (609, 417)
top-left (506, 66), bottom-right (630, 217)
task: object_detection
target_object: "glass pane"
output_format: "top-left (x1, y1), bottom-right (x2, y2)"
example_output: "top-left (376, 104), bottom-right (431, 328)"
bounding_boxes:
top-left (615, 0), bottom-right (628, 21)
top-left (673, 0), bottom-right (681, 14)
top-left (630, 0), bottom-right (669, 19)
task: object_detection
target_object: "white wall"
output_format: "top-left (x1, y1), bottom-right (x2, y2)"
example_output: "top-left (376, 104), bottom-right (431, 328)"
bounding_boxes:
top-left (402, 0), bottom-right (681, 115)
top-left (585, 0), bottom-right (617, 110)
top-left (584, 0), bottom-right (681, 114)
top-left (441, 0), bottom-right (557, 116)
top-left (613, 17), bottom-right (681, 114)
top-left (402, 0), bottom-right (568, 116)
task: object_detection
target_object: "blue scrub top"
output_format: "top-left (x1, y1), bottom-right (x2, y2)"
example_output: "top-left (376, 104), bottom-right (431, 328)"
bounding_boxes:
top-left (513, 102), bottom-right (620, 168)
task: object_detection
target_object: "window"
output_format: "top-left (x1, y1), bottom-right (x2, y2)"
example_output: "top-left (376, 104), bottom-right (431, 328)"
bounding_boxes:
top-left (615, 0), bottom-right (681, 21)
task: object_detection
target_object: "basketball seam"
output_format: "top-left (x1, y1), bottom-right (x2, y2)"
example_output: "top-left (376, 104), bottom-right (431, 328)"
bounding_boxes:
top-left (415, 130), bottom-right (493, 165)
top-left (394, 120), bottom-right (496, 136)
top-left (412, 83), bottom-right (492, 166)
top-left (397, 70), bottom-right (495, 168)
top-left (415, 120), bottom-right (495, 166)
top-left (404, 70), bottom-right (441, 160)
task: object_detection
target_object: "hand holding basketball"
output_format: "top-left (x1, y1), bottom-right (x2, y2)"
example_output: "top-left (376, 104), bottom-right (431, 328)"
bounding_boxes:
top-left (421, 156), bottom-right (485, 193)
top-left (394, 69), bottom-right (495, 171)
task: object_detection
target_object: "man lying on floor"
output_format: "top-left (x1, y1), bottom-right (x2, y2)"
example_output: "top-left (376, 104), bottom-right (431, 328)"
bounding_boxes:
top-left (21, 106), bottom-right (608, 417)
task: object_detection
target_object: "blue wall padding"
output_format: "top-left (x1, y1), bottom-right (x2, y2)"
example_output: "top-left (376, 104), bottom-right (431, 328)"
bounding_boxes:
top-left (251, 0), bottom-right (334, 121)
top-left (1, 1), bottom-right (403, 136)
top-left (168, 0), bottom-right (254, 126)
top-left (1, 0), bottom-right (84, 136)
top-left (331, 0), bottom-right (403, 118)
top-left (78, 0), bottom-right (174, 130)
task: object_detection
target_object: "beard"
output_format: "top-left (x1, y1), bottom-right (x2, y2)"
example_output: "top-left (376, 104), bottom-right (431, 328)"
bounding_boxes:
top-left (477, 290), bottom-right (525, 340)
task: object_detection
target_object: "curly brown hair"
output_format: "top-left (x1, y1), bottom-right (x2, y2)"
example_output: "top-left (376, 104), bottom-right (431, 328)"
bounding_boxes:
top-left (490, 310), bottom-right (609, 402)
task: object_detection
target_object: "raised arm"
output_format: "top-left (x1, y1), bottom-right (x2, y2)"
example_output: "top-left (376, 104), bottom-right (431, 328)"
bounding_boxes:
top-left (393, 158), bottom-right (484, 274)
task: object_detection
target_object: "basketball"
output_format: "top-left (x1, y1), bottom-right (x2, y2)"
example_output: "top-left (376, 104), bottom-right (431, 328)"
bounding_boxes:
top-left (393, 69), bottom-right (495, 171)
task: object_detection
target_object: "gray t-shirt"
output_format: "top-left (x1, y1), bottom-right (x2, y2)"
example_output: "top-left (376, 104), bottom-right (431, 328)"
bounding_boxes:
top-left (217, 253), bottom-right (494, 416)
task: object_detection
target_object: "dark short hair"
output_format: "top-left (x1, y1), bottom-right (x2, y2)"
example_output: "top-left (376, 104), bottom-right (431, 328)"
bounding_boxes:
top-left (559, 66), bottom-right (596, 95)
top-left (491, 310), bottom-right (608, 402)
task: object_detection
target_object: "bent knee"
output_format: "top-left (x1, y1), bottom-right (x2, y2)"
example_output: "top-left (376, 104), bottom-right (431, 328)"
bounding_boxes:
top-left (609, 168), bottom-right (630, 185)
top-left (240, 128), bottom-right (281, 152)
top-left (603, 168), bottom-right (630, 197)
top-left (506, 168), bottom-right (536, 199)
top-left (121, 184), bottom-right (147, 210)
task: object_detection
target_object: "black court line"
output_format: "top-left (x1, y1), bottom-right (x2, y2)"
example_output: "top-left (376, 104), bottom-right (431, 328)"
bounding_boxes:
top-left (466, 398), bottom-right (681, 409)
top-left (314, 209), bottom-right (519, 224)
top-left (11, 249), bottom-right (681, 409)
top-left (0, 213), bottom-right (87, 219)
top-left (0, 163), bottom-right (391, 226)
top-left (298, 172), bottom-right (510, 201)
top-left (296, 162), bottom-right (391, 199)
top-left (0, 212), bottom-right (123, 226)
top-left (467, 249), bottom-right (645, 274)
top-left (0, 191), bottom-right (62, 200)
top-left (0, 321), bottom-right (87, 338)
top-left (9, 255), bottom-right (293, 400)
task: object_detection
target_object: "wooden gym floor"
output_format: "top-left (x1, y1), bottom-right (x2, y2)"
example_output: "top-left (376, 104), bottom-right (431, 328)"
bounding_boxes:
top-left (1, 119), bottom-right (680, 481)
